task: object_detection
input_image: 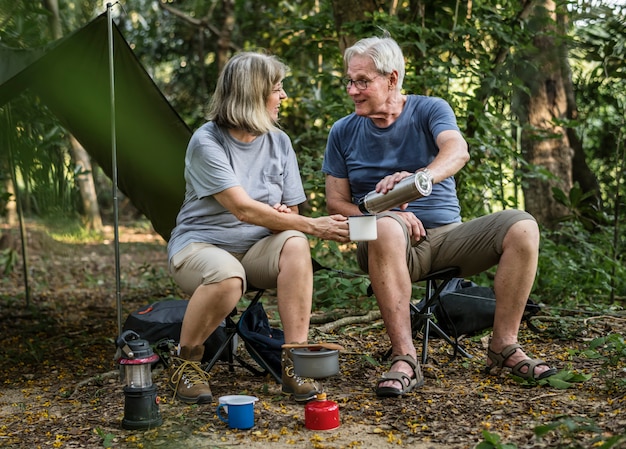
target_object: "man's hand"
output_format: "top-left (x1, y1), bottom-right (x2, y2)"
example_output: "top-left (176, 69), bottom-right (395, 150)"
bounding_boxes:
top-left (375, 171), bottom-right (413, 194)
top-left (395, 211), bottom-right (426, 242)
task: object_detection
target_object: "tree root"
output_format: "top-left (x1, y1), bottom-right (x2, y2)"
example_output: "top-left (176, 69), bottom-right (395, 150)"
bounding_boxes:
top-left (71, 370), bottom-right (119, 398)
top-left (312, 310), bottom-right (381, 334)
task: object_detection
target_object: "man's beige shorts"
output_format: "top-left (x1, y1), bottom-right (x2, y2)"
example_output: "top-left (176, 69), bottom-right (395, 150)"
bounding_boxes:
top-left (357, 209), bottom-right (535, 281)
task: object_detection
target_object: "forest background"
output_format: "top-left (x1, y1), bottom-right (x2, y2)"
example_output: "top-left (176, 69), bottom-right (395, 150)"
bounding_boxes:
top-left (1, 0), bottom-right (626, 306)
top-left (0, 1), bottom-right (625, 447)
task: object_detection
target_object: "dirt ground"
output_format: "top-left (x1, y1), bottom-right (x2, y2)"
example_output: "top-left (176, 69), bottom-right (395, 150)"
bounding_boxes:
top-left (1, 222), bottom-right (625, 449)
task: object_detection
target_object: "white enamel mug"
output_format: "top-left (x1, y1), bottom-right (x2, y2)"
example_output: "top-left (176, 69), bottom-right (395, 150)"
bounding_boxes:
top-left (348, 215), bottom-right (377, 241)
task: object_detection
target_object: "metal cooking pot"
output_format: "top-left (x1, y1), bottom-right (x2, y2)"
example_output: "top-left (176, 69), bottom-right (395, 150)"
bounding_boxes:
top-left (290, 348), bottom-right (339, 378)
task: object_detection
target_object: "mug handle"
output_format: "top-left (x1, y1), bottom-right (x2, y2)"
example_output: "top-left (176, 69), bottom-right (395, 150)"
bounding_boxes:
top-left (216, 404), bottom-right (229, 424)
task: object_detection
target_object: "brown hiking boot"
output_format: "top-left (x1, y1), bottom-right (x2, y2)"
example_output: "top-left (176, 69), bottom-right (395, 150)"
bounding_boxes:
top-left (281, 348), bottom-right (321, 403)
top-left (168, 345), bottom-right (213, 404)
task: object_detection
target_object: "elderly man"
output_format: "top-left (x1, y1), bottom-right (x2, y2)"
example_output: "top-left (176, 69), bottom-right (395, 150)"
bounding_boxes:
top-left (322, 34), bottom-right (556, 397)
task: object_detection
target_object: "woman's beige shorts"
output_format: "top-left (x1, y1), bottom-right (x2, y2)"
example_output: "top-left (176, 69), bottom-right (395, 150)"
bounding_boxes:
top-left (169, 230), bottom-right (307, 296)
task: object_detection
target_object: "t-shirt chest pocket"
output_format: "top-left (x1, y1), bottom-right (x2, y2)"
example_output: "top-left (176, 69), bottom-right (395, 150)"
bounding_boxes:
top-left (263, 173), bottom-right (284, 205)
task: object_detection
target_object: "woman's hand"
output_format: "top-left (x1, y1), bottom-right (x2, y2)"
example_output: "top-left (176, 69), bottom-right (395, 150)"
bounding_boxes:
top-left (312, 214), bottom-right (350, 243)
top-left (272, 203), bottom-right (292, 214)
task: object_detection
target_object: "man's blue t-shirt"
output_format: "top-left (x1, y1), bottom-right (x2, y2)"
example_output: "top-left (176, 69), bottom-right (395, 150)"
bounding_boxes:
top-left (322, 95), bottom-right (462, 228)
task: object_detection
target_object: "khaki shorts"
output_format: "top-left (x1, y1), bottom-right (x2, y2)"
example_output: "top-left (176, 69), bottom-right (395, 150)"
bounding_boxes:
top-left (169, 230), bottom-right (307, 296)
top-left (356, 209), bottom-right (535, 281)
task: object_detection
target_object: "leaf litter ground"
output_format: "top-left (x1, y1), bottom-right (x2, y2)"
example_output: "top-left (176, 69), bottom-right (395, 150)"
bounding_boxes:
top-left (0, 223), bottom-right (625, 449)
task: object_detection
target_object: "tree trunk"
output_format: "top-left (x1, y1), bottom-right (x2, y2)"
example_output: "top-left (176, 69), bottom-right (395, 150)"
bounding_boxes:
top-left (4, 176), bottom-right (17, 226)
top-left (216, 0), bottom-right (235, 73)
top-left (69, 136), bottom-right (103, 231)
top-left (42, 0), bottom-right (102, 231)
top-left (559, 15), bottom-right (603, 214)
top-left (515, 0), bottom-right (573, 228)
top-left (330, 0), bottom-right (379, 55)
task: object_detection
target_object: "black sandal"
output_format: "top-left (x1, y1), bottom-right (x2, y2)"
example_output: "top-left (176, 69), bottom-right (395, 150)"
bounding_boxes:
top-left (375, 354), bottom-right (424, 397)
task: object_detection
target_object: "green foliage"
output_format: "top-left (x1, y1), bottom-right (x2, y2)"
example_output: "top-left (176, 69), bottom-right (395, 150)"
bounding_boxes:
top-left (0, 248), bottom-right (17, 275)
top-left (94, 427), bottom-right (115, 448)
top-left (534, 416), bottom-right (626, 449)
top-left (511, 366), bottom-right (591, 389)
top-left (309, 237), bottom-right (375, 313)
top-left (578, 333), bottom-right (626, 393)
top-left (478, 415), bottom-right (626, 449)
top-left (42, 215), bottom-right (104, 243)
top-left (313, 267), bottom-right (373, 312)
top-left (552, 183), bottom-right (606, 230)
top-left (535, 218), bottom-right (626, 306)
top-left (476, 429), bottom-right (518, 449)
top-left (2, 96), bottom-right (84, 219)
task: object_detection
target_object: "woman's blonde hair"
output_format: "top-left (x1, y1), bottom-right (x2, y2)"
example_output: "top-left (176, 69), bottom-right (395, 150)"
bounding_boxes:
top-left (207, 51), bottom-right (288, 135)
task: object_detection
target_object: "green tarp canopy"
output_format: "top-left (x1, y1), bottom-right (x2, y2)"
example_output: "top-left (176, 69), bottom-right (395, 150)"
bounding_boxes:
top-left (0, 12), bottom-right (191, 241)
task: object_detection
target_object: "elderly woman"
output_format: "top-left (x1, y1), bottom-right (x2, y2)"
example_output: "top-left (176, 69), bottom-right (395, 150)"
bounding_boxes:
top-left (167, 51), bottom-right (349, 404)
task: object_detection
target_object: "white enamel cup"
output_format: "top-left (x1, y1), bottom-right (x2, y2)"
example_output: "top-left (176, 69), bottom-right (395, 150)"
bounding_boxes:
top-left (348, 215), bottom-right (377, 241)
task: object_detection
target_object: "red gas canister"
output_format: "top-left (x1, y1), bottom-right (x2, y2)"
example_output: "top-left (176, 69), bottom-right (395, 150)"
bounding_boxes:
top-left (304, 393), bottom-right (340, 430)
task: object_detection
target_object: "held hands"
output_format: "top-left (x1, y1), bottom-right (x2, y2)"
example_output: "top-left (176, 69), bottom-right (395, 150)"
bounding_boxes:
top-left (271, 203), bottom-right (349, 241)
top-left (273, 203), bottom-right (292, 214)
top-left (269, 203), bottom-right (294, 233)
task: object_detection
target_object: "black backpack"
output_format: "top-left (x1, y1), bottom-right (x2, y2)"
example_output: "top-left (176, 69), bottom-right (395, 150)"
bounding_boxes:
top-left (236, 301), bottom-right (285, 377)
top-left (414, 279), bottom-right (541, 337)
top-left (122, 298), bottom-right (233, 363)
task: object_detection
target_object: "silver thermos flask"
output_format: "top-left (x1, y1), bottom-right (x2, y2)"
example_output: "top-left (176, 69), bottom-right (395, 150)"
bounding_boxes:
top-left (358, 171), bottom-right (433, 214)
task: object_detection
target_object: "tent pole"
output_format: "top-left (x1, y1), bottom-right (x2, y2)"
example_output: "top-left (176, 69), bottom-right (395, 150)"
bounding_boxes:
top-left (107, 3), bottom-right (123, 336)
top-left (5, 105), bottom-right (31, 306)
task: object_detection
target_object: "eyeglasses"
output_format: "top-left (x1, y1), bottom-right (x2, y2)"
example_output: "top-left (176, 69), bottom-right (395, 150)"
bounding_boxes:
top-left (343, 74), bottom-right (383, 90)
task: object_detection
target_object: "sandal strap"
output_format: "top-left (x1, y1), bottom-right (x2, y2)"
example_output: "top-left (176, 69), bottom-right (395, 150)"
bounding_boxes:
top-left (511, 358), bottom-right (549, 378)
top-left (487, 343), bottom-right (521, 369)
top-left (378, 371), bottom-right (412, 387)
top-left (390, 354), bottom-right (418, 371)
top-left (487, 343), bottom-right (557, 380)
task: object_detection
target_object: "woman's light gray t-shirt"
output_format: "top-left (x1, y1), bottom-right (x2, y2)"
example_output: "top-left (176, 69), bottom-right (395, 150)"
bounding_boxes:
top-left (168, 122), bottom-right (306, 257)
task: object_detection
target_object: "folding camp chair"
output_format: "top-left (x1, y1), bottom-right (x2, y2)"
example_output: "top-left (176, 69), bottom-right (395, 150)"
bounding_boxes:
top-left (203, 288), bottom-right (283, 383)
top-left (375, 267), bottom-right (473, 364)
top-left (202, 260), bottom-right (331, 384)
top-left (410, 267), bottom-right (472, 364)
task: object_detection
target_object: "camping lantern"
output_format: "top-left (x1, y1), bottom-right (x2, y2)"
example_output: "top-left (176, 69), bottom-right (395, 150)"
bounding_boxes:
top-left (116, 330), bottom-right (162, 430)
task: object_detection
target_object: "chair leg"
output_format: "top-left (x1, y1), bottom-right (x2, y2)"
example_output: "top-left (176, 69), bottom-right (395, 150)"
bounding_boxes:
top-left (421, 315), bottom-right (472, 362)
top-left (421, 308), bottom-right (433, 365)
top-left (243, 341), bottom-right (282, 383)
top-left (383, 268), bottom-right (473, 363)
top-left (203, 317), bottom-right (238, 373)
top-left (235, 289), bottom-right (283, 384)
top-left (415, 275), bottom-right (473, 363)
top-left (204, 289), bottom-right (283, 383)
